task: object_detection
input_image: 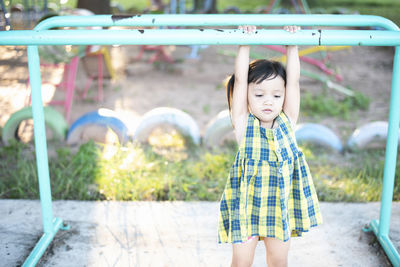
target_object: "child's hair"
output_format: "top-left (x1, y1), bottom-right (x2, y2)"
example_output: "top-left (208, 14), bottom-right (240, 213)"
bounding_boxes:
top-left (226, 59), bottom-right (287, 114)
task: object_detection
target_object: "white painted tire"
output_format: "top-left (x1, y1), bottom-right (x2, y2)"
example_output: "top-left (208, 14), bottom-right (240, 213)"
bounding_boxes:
top-left (346, 121), bottom-right (400, 149)
top-left (203, 110), bottom-right (233, 147)
top-left (133, 107), bottom-right (201, 145)
top-left (295, 123), bottom-right (343, 152)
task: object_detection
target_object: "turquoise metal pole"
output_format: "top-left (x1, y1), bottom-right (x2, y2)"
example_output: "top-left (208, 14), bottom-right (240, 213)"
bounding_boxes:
top-left (33, 14), bottom-right (399, 30)
top-left (380, 46), bottom-right (400, 237)
top-left (1, 29), bottom-right (400, 46)
top-left (27, 45), bottom-right (54, 234)
top-left (22, 46), bottom-right (64, 267)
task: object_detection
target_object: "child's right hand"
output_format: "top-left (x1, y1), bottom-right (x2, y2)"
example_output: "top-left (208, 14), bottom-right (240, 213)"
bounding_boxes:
top-left (284, 25), bottom-right (301, 50)
top-left (238, 25), bottom-right (256, 34)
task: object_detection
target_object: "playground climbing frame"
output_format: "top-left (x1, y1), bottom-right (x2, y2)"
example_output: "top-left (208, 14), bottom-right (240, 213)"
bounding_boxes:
top-left (0, 14), bottom-right (399, 267)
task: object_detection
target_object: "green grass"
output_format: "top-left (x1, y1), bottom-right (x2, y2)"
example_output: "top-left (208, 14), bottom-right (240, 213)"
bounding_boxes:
top-left (2, 0), bottom-right (399, 202)
top-left (302, 143), bottom-right (400, 202)
top-left (303, 144), bottom-right (400, 202)
top-left (0, 140), bottom-right (101, 199)
top-left (1, 136), bottom-right (399, 202)
top-left (300, 90), bottom-right (370, 120)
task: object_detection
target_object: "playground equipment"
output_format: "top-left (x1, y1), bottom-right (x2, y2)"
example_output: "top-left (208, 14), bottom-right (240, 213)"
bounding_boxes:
top-left (133, 107), bottom-right (201, 145)
top-left (2, 106), bottom-right (67, 145)
top-left (295, 123), bottom-right (343, 152)
top-left (266, 0), bottom-right (311, 14)
top-left (9, 0), bottom-right (50, 29)
top-left (267, 44), bottom-right (345, 82)
top-left (264, 0), bottom-right (349, 89)
top-left (168, 0), bottom-right (209, 59)
top-left (67, 108), bottom-right (129, 145)
top-left (0, 14), bottom-right (399, 267)
top-left (192, 0), bottom-right (215, 14)
top-left (169, 0), bottom-right (186, 14)
top-left (265, 0), bottom-right (349, 90)
top-left (300, 68), bottom-right (353, 96)
top-left (203, 109), bottom-right (232, 147)
top-left (26, 45), bottom-right (113, 123)
top-left (25, 54), bottom-right (80, 123)
top-left (26, 10), bottom-right (115, 122)
top-left (347, 121), bottom-right (400, 150)
top-left (80, 45), bottom-right (115, 101)
top-left (134, 44), bottom-right (174, 63)
top-left (0, 0), bottom-right (12, 30)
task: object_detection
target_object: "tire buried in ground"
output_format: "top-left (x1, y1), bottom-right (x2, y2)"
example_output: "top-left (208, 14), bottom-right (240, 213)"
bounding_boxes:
top-left (204, 110), bottom-right (234, 148)
top-left (295, 123), bottom-right (343, 152)
top-left (133, 107), bottom-right (201, 145)
top-left (2, 106), bottom-right (68, 145)
top-left (346, 121), bottom-right (400, 150)
top-left (67, 109), bottom-right (129, 145)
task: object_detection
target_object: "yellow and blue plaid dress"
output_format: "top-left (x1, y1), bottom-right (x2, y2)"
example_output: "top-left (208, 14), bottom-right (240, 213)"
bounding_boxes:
top-left (218, 111), bottom-right (323, 244)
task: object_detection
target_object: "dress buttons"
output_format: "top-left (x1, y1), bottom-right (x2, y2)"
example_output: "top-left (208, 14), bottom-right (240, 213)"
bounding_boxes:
top-left (278, 167), bottom-right (282, 174)
top-left (276, 148), bottom-right (281, 153)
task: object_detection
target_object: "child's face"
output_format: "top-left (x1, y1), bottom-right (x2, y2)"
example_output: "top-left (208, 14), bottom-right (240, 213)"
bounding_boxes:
top-left (248, 76), bottom-right (285, 128)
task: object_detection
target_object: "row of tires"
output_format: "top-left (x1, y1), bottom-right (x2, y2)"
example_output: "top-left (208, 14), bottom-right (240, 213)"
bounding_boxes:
top-left (2, 106), bottom-right (399, 152)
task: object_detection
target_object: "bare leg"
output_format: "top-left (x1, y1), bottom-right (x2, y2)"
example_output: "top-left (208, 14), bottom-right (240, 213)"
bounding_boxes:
top-left (264, 237), bottom-right (291, 267)
top-left (231, 236), bottom-right (259, 267)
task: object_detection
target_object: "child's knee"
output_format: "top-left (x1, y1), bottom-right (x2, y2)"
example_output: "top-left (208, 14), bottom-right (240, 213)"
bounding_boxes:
top-left (231, 256), bottom-right (254, 267)
top-left (265, 238), bottom-right (290, 267)
top-left (231, 236), bottom-right (258, 267)
top-left (266, 256), bottom-right (288, 267)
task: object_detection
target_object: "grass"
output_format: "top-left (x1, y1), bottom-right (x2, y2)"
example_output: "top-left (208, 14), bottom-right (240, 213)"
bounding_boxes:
top-left (1, 0), bottom-right (399, 202)
top-left (1, 130), bottom-right (399, 202)
top-left (302, 143), bottom-right (400, 202)
top-left (0, 140), bottom-right (101, 199)
top-left (300, 90), bottom-right (370, 120)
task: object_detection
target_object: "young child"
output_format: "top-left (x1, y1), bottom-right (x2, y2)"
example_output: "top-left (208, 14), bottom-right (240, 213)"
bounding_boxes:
top-left (217, 25), bottom-right (323, 267)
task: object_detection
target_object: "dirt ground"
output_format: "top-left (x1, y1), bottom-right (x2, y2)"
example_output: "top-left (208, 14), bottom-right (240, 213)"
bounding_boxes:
top-left (0, 43), bottom-right (395, 145)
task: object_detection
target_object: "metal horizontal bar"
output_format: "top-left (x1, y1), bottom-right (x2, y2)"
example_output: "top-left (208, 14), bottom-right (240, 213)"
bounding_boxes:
top-left (1, 29), bottom-right (400, 46)
top-left (34, 14), bottom-right (399, 31)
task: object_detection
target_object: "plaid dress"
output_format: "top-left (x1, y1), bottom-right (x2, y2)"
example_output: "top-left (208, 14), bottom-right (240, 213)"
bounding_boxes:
top-left (218, 111), bottom-right (323, 244)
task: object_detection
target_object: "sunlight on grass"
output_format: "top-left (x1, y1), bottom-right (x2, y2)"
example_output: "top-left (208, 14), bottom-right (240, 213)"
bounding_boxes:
top-left (148, 126), bottom-right (188, 161)
top-left (299, 142), bottom-right (399, 202)
top-left (96, 127), bottom-right (197, 200)
top-left (0, 136), bottom-right (399, 202)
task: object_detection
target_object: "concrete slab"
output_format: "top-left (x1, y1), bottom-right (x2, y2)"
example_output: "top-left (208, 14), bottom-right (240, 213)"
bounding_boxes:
top-left (1, 200), bottom-right (399, 266)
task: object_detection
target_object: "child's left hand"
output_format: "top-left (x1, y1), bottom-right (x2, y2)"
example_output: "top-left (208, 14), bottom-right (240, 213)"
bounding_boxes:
top-left (284, 25), bottom-right (301, 33)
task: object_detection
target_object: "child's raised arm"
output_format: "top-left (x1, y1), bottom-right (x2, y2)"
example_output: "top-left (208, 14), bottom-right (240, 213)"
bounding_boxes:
top-left (283, 25), bottom-right (301, 127)
top-left (231, 25), bottom-right (256, 143)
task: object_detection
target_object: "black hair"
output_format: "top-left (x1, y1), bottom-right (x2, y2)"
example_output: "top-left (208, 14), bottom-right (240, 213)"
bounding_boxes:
top-left (226, 59), bottom-right (287, 114)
